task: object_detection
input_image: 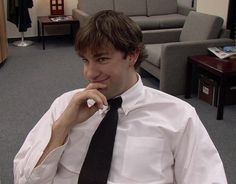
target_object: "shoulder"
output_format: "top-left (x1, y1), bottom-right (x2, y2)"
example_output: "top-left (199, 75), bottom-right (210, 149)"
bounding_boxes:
top-left (143, 86), bottom-right (191, 106)
top-left (141, 86), bottom-right (196, 118)
top-left (135, 87), bottom-right (201, 134)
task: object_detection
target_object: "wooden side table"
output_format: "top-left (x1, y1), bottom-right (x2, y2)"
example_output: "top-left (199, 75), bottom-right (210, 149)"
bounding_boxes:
top-left (185, 55), bottom-right (236, 120)
top-left (37, 16), bottom-right (80, 50)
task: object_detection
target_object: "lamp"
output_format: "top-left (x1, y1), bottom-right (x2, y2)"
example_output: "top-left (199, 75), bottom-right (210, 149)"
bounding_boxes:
top-left (50, 0), bottom-right (64, 16)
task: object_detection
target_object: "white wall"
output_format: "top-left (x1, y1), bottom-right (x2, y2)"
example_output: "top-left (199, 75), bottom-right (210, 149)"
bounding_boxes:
top-left (197, 0), bottom-right (229, 27)
top-left (4, 0), bottom-right (77, 38)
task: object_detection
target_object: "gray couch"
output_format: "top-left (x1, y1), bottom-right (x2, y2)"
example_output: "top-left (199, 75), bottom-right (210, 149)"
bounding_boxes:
top-left (72, 0), bottom-right (193, 32)
top-left (141, 11), bottom-right (234, 95)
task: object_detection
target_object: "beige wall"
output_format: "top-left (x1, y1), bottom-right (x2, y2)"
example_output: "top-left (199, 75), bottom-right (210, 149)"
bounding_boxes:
top-left (4, 0), bottom-right (77, 38)
top-left (197, 0), bottom-right (229, 27)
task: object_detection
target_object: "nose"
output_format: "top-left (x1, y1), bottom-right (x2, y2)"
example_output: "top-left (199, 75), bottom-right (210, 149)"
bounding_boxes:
top-left (84, 62), bottom-right (100, 81)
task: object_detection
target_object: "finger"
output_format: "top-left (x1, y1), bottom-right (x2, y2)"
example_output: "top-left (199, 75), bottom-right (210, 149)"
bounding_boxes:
top-left (87, 89), bottom-right (108, 108)
top-left (86, 82), bottom-right (107, 90)
top-left (85, 83), bottom-right (108, 106)
top-left (84, 87), bottom-right (108, 106)
top-left (91, 89), bottom-right (108, 106)
top-left (78, 89), bottom-right (107, 109)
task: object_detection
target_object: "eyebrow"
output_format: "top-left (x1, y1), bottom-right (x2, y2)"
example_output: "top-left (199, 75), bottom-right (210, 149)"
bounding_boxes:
top-left (93, 52), bottom-right (110, 58)
top-left (79, 51), bottom-right (111, 59)
top-left (78, 53), bottom-right (104, 59)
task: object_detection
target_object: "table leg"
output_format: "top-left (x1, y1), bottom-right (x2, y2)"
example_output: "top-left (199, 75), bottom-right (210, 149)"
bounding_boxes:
top-left (70, 23), bottom-right (73, 37)
top-left (185, 59), bottom-right (193, 98)
top-left (42, 24), bottom-right (45, 50)
top-left (37, 20), bottom-right (40, 42)
top-left (217, 77), bottom-right (227, 120)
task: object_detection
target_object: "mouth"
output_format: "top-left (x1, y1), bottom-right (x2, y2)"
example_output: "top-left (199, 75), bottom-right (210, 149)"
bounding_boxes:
top-left (93, 77), bottom-right (110, 84)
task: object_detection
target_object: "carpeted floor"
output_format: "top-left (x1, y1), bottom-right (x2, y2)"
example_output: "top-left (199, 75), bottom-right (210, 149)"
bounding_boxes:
top-left (0, 38), bottom-right (235, 184)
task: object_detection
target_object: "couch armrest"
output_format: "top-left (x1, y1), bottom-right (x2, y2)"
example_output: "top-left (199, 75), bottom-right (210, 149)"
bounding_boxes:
top-left (177, 5), bottom-right (195, 16)
top-left (72, 9), bottom-right (90, 26)
top-left (143, 28), bottom-right (182, 44)
top-left (160, 38), bottom-right (234, 95)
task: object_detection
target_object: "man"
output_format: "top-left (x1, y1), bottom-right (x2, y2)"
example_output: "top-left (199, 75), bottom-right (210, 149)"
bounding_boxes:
top-left (14, 10), bottom-right (227, 184)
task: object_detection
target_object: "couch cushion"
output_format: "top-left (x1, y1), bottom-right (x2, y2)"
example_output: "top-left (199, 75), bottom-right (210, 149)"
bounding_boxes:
top-left (130, 16), bottom-right (160, 30)
top-left (114, 0), bottom-right (147, 16)
top-left (147, 0), bottom-right (177, 16)
top-left (145, 44), bottom-right (162, 67)
top-left (158, 14), bottom-right (186, 28)
top-left (131, 14), bottom-right (185, 30)
top-left (78, 0), bottom-right (114, 15)
top-left (179, 11), bottom-right (224, 42)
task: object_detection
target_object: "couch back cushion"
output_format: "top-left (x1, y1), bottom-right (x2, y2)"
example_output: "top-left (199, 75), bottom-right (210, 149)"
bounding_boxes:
top-left (147, 0), bottom-right (177, 16)
top-left (78, 0), bottom-right (114, 15)
top-left (180, 11), bottom-right (224, 41)
top-left (114, 0), bottom-right (147, 16)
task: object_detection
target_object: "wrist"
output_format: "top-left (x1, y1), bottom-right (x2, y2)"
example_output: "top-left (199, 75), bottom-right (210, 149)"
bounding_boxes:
top-left (52, 119), bottom-right (71, 144)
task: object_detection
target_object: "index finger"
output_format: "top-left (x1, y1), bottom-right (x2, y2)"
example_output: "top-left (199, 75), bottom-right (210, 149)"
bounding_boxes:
top-left (86, 82), bottom-right (107, 90)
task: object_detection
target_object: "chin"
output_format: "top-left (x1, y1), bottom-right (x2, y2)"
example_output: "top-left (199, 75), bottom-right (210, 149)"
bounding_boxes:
top-left (98, 89), bottom-right (115, 100)
top-left (98, 88), bottom-right (109, 97)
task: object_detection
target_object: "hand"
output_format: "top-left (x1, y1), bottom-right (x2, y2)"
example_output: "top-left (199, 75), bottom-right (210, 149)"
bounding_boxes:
top-left (56, 83), bottom-right (108, 131)
top-left (35, 83), bottom-right (108, 167)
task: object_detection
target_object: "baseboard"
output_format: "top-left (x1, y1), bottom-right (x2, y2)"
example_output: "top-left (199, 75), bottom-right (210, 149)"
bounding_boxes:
top-left (8, 37), bottom-right (38, 43)
top-left (8, 35), bottom-right (72, 43)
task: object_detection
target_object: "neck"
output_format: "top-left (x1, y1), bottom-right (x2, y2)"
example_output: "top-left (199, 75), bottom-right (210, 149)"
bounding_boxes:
top-left (124, 71), bottom-right (139, 92)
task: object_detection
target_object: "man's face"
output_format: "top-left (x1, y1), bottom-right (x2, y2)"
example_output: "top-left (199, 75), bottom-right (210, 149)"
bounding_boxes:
top-left (81, 45), bottom-right (139, 99)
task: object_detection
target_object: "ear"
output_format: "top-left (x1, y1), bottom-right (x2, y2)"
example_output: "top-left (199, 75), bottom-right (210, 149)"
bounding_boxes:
top-left (128, 49), bottom-right (140, 67)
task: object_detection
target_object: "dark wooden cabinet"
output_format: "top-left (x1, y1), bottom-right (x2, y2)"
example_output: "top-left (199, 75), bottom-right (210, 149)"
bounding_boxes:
top-left (185, 55), bottom-right (236, 120)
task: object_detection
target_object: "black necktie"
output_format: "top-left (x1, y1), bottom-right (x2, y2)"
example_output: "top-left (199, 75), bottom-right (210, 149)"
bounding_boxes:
top-left (78, 97), bottom-right (122, 184)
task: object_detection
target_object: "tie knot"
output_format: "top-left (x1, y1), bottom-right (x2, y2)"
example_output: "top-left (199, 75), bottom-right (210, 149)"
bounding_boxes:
top-left (108, 96), bottom-right (122, 109)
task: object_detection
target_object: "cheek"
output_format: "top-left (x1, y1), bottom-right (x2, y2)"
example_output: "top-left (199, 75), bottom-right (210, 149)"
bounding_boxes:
top-left (83, 69), bottom-right (90, 81)
top-left (83, 66), bottom-right (88, 79)
top-left (111, 70), bottom-right (126, 85)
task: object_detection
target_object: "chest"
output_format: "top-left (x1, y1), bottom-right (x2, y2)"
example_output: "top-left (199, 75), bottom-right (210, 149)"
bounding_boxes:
top-left (60, 110), bottom-right (175, 183)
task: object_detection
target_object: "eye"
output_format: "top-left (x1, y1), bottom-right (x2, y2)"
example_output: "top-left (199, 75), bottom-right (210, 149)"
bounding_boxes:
top-left (97, 57), bottom-right (109, 63)
top-left (82, 58), bottom-right (89, 64)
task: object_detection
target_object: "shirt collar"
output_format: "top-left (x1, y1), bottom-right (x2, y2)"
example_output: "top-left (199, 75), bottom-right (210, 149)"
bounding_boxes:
top-left (98, 74), bottom-right (145, 115)
top-left (120, 74), bottom-right (145, 115)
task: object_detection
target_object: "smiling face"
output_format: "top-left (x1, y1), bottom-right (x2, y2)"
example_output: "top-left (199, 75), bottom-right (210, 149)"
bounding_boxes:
top-left (81, 44), bottom-right (139, 99)
top-left (75, 10), bottom-right (147, 99)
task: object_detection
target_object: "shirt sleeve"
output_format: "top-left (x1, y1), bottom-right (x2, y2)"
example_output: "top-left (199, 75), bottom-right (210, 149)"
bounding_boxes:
top-left (174, 107), bottom-right (227, 184)
top-left (13, 97), bottom-right (68, 184)
top-left (28, 143), bottom-right (68, 184)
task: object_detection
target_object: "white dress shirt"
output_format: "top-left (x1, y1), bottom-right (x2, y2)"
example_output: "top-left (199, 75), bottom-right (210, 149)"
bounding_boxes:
top-left (14, 76), bottom-right (227, 184)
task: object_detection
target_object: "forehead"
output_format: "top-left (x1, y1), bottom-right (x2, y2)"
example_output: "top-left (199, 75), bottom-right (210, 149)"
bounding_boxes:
top-left (80, 43), bottom-right (117, 58)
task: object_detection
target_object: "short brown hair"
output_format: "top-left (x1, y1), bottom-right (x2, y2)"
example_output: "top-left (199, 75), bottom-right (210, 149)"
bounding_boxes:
top-left (75, 10), bottom-right (147, 69)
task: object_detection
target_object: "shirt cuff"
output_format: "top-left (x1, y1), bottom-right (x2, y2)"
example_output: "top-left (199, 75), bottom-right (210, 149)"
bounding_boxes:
top-left (28, 138), bottom-right (68, 183)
